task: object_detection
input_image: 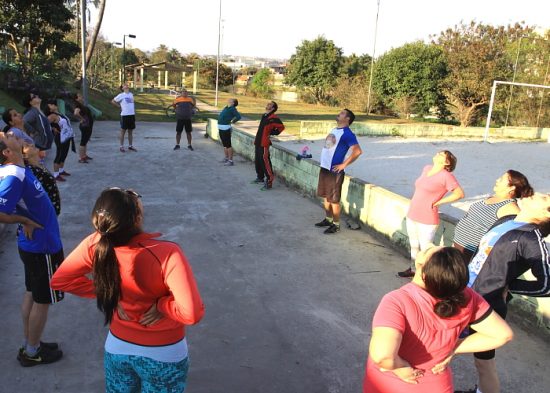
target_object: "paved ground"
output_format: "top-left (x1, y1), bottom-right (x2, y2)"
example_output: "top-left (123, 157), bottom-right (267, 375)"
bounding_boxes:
top-left (0, 121), bottom-right (549, 392)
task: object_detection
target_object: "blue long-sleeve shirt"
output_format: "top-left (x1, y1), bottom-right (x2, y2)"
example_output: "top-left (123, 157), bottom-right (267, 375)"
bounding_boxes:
top-left (218, 106), bottom-right (241, 126)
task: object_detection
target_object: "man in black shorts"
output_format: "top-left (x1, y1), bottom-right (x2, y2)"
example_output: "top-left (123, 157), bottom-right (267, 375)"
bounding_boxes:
top-left (111, 84), bottom-right (137, 152)
top-left (172, 90), bottom-right (197, 151)
top-left (0, 131), bottom-right (64, 366)
top-left (314, 109), bottom-right (362, 234)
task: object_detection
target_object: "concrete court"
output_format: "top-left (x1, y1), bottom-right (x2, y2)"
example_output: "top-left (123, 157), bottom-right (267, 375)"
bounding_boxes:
top-left (279, 136), bottom-right (550, 221)
top-left (0, 121), bottom-right (548, 393)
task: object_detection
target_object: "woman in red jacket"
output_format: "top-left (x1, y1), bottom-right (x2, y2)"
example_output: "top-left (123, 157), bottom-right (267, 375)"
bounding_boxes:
top-left (51, 188), bottom-right (204, 392)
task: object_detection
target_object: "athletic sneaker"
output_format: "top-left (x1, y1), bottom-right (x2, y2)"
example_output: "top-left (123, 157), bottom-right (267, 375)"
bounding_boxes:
top-left (224, 160), bottom-right (234, 166)
top-left (60, 171), bottom-right (71, 176)
top-left (314, 218), bottom-right (332, 227)
top-left (119, 147), bottom-right (125, 152)
top-left (55, 175), bottom-right (66, 182)
top-left (18, 346), bottom-right (63, 367)
top-left (250, 178), bottom-right (264, 184)
top-left (397, 268), bottom-right (415, 278)
top-left (187, 145), bottom-right (194, 151)
top-left (220, 157), bottom-right (229, 163)
top-left (128, 146), bottom-right (138, 152)
top-left (323, 224), bottom-right (340, 234)
top-left (260, 183), bottom-right (272, 191)
top-left (173, 145), bottom-right (180, 150)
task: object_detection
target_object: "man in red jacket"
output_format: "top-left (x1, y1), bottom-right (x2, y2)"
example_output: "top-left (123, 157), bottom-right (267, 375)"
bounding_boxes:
top-left (251, 101), bottom-right (285, 190)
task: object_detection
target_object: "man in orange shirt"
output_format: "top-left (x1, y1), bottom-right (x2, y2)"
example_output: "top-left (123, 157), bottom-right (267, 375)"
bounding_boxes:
top-left (172, 90), bottom-right (197, 151)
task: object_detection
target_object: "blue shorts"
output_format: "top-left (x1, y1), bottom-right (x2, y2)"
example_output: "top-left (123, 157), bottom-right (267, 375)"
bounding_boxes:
top-left (104, 352), bottom-right (189, 393)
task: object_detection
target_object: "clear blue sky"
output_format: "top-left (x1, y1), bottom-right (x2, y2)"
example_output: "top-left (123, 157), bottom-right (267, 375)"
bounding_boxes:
top-left (95, 0), bottom-right (549, 59)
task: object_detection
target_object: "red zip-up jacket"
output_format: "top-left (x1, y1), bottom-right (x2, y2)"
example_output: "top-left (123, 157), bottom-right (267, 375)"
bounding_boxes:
top-left (51, 232), bottom-right (205, 346)
top-left (254, 112), bottom-right (285, 147)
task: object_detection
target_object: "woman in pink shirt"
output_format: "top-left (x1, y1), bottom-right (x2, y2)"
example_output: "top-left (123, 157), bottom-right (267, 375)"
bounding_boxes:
top-left (398, 150), bottom-right (464, 277)
top-left (364, 246), bottom-right (513, 393)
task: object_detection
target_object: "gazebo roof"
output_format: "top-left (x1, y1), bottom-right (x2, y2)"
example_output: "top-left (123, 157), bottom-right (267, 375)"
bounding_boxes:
top-left (125, 61), bottom-right (192, 72)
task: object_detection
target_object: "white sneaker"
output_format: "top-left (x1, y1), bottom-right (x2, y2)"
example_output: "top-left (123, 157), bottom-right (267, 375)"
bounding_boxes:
top-left (220, 157), bottom-right (229, 163)
top-left (223, 160), bottom-right (234, 166)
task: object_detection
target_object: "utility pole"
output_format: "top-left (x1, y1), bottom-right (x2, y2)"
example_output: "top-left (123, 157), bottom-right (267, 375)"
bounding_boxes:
top-left (80, 0), bottom-right (88, 104)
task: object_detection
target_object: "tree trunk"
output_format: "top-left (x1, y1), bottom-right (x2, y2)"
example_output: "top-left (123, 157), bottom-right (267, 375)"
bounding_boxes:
top-left (85, 0), bottom-right (107, 68)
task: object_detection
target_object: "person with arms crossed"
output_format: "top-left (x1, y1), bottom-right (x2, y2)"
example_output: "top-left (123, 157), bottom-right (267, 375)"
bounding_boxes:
top-left (111, 84), bottom-right (137, 152)
top-left (314, 109), bottom-right (362, 234)
top-left (0, 131), bottom-right (64, 367)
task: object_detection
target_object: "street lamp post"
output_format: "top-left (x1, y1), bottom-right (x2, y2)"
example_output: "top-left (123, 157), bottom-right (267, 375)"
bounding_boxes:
top-left (123, 34), bottom-right (136, 84)
top-left (215, 0), bottom-right (222, 107)
top-left (80, 0), bottom-right (88, 104)
top-left (366, 0), bottom-right (381, 115)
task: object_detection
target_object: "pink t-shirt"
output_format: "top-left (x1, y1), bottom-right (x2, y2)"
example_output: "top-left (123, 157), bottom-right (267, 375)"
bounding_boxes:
top-left (407, 165), bottom-right (460, 225)
top-left (363, 283), bottom-right (490, 393)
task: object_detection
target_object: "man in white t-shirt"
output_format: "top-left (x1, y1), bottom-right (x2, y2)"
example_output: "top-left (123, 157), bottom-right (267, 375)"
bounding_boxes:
top-left (111, 84), bottom-right (137, 152)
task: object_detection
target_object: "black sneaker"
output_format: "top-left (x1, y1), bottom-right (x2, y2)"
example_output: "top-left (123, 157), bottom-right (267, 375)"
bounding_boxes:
top-left (397, 268), bottom-right (415, 278)
top-left (250, 178), bottom-right (264, 184)
top-left (173, 145), bottom-right (180, 150)
top-left (17, 341), bottom-right (59, 360)
top-left (315, 218), bottom-right (332, 227)
top-left (18, 346), bottom-right (63, 367)
top-left (323, 224), bottom-right (340, 234)
top-left (187, 145), bottom-right (194, 151)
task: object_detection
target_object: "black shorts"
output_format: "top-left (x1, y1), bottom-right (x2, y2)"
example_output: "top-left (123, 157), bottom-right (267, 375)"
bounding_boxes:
top-left (317, 167), bottom-right (345, 203)
top-left (176, 119), bottom-right (192, 133)
top-left (219, 128), bottom-right (232, 148)
top-left (19, 248), bottom-right (64, 304)
top-left (120, 115), bottom-right (136, 130)
top-left (473, 301), bottom-right (507, 360)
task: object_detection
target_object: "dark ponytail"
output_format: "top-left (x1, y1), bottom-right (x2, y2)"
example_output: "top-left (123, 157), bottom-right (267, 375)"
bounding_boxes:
top-left (507, 170), bottom-right (534, 199)
top-left (422, 247), bottom-right (468, 318)
top-left (91, 188), bottom-right (142, 325)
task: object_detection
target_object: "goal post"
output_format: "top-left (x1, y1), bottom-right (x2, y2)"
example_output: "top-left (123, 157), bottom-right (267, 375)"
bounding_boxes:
top-left (484, 80), bottom-right (550, 142)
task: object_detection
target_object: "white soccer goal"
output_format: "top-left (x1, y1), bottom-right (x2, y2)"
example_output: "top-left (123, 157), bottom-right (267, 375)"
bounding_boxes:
top-left (484, 80), bottom-right (550, 142)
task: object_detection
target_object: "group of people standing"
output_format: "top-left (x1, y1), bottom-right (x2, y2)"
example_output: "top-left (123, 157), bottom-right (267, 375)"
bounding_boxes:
top-left (1, 87), bottom-right (549, 393)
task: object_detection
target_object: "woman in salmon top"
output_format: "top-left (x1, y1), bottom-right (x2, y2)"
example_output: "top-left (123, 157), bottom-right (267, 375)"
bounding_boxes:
top-left (51, 187), bottom-right (204, 392)
top-left (364, 246), bottom-right (513, 393)
top-left (398, 150), bottom-right (465, 277)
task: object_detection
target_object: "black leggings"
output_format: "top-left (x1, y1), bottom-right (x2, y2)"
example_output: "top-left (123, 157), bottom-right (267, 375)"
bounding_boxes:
top-left (53, 133), bottom-right (70, 164)
top-left (219, 129), bottom-right (232, 148)
top-left (80, 125), bottom-right (92, 146)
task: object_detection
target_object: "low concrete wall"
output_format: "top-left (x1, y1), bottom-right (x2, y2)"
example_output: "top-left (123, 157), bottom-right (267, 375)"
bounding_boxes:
top-left (207, 118), bottom-right (550, 332)
top-left (300, 121), bottom-right (550, 141)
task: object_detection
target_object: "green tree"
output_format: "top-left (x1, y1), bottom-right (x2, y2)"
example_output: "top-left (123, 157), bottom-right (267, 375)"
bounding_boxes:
top-left (248, 68), bottom-right (274, 98)
top-left (199, 59), bottom-right (232, 87)
top-left (434, 22), bottom-right (519, 127)
top-left (151, 44), bottom-right (170, 64)
top-left (341, 53), bottom-right (371, 77)
top-left (0, 0), bottom-right (79, 79)
top-left (285, 36), bottom-right (344, 103)
top-left (373, 41), bottom-right (448, 118)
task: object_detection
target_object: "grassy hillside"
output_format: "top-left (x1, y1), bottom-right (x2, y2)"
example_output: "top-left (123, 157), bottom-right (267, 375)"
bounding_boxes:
top-left (0, 89), bottom-right (24, 112)
top-left (194, 89), bottom-right (412, 134)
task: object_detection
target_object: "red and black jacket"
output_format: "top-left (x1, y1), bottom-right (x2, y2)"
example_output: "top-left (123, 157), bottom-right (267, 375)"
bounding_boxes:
top-left (254, 112), bottom-right (285, 147)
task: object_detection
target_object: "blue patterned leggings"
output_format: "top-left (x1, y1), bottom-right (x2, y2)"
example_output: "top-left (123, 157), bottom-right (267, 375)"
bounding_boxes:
top-left (104, 352), bottom-right (189, 393)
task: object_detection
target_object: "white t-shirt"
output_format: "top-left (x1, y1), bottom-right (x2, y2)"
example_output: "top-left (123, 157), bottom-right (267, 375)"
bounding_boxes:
top-left (114, 92), bottom-right (135, 116)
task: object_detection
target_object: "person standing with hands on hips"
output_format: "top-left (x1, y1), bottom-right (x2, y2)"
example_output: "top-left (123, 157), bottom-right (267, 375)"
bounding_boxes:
top-left (111, 84), bottom-right (137, 152)
top-left (314, 109), bottom-right (362, 234)
top-left (398, 150), bottom-right (464, 278)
